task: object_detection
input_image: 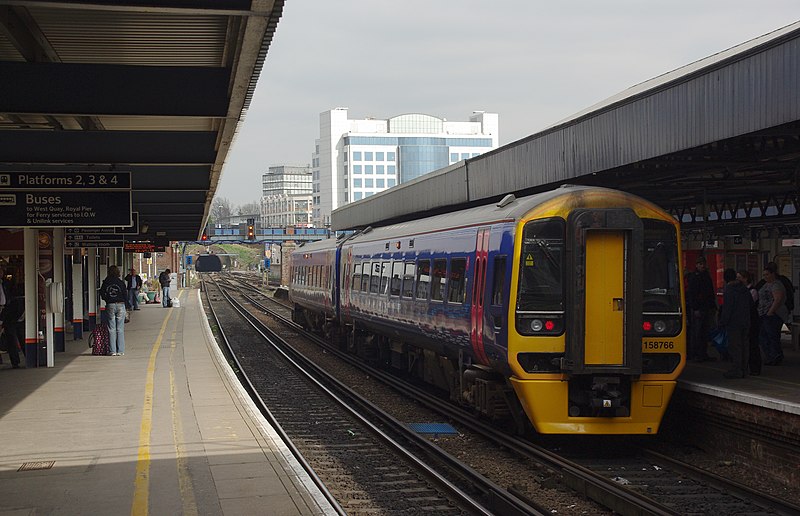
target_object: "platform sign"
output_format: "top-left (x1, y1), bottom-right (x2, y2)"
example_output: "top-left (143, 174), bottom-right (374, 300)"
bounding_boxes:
top-left (0, 190), bottom-right (133, 228)
top-left (65, 234), bottom-right (125, 244)
top-left (65, 239), bottom-right (124, 248)
top-left (0, 171), bottom-right (131, 190)
top-left (65, 212), bottom-right (139, 235)
top-left (66, 227), bottom-right (116, 235)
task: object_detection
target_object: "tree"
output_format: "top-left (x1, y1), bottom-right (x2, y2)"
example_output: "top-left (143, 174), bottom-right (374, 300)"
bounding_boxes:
top-left (210, 197), bottom-right (232, 225)
top-left (237, 201), bottom-right (260, 216)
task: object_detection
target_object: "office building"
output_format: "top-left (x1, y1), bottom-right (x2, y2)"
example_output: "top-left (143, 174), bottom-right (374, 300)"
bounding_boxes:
top-left (260, 164), bottom-right (313, 228)
top-left (312, 108), bottom-right (499, 227)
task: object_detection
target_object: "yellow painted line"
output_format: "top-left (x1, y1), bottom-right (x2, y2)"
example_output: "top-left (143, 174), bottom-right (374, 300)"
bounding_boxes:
top-left (169, 320), bottom-right (198, 516)
top-left (131, 299), bottom-right (175, 516)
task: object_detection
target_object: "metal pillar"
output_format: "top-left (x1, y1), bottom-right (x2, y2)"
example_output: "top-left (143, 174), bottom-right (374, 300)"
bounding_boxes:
top-left (87, 248), bottom-right (97, 331)
top-left (23, 228), bottom-right (38, 367)
top-left (53, 228), bottom-right (66, 352)
top-left (71, 250), bottom-right (83, 340)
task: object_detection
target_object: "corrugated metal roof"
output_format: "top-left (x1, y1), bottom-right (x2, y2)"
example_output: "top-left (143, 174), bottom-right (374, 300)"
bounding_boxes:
top-left (29, 9), bottom-right (227, 65)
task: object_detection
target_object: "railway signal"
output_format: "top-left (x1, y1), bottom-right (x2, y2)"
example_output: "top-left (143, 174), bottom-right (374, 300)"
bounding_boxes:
top-left (246, 218), bottom-right (255, 240)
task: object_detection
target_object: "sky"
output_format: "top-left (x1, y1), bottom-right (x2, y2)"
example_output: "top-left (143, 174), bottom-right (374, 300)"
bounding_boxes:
top-left (215, 1), bottom-right (800, 207)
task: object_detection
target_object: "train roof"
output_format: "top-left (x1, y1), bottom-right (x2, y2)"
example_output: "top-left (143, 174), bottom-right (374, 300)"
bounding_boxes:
top-left (295, 237), bottom-right (339, 253)
top-left (343, 185), bottom-right (666, 245)
top-left (291, 185), bottom-right (669, 255)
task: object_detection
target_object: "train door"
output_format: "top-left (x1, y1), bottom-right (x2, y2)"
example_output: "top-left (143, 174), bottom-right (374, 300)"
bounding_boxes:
top-left (470, 227), bottom-right (490, 365)
top-left (566, 209), bottom-right (643, 375)
top-left (584, 232), bottom-right (624, 365)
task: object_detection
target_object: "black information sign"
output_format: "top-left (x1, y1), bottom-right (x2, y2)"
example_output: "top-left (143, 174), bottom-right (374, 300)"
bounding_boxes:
top-left (0, 190), bottom-right (132, 228)
top-left (0, 171), bottom-right (131, 190)
top-left (124, 242), bottom-right (166, 253)
top-left (65, 234), bottom-right (125, 243)
top-left (65, 240), bottom-right (125, 249)
top-left (65, 212), bottom-right (139, 234)
top-left (66, 227), bottom-right (116, 234)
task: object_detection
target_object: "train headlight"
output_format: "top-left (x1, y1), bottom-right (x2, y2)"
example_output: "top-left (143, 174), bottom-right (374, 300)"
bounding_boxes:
top-left (642, 314), bottom-right (682, 337)
top-left (530, 319), bottom-right (543, 331)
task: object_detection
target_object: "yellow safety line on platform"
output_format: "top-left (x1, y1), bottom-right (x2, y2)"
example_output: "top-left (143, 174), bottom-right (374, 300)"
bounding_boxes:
top-left (170, 322), bottom-right (198, 516)
top-left (131, 291), bottom-right (182, 516)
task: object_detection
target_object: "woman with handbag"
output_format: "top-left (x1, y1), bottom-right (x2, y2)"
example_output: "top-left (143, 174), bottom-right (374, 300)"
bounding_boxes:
top-left (99, 265), bottom-right (128, 356)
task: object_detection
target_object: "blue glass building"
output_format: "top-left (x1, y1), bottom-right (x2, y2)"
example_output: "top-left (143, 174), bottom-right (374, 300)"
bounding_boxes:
top-left (312, 109), bottom-right (498, 227)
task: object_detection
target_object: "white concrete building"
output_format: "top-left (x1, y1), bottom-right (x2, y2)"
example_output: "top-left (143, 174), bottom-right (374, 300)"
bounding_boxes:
top-left (260, 164), bottom-right (313, 228)
top-left (312, 108), bottom-right (499, 227)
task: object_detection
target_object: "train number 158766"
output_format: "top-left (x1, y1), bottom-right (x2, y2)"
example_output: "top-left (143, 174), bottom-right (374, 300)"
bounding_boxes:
top-left (642, 341), bottom-right (675, 350)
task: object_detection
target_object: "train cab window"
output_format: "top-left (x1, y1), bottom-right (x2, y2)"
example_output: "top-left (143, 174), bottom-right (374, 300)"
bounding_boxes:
top-left (352, 263), bottom-right (362, 291)
top-left (370, 262), bottom-right (381, 294)
top-left (380, 261), bottom-right (391, 295)
top-left (361, 262), bottom-right (371, 292)
top-left (416, 260), bottom-right (431, 300)
top-left (491, 256), bottom-right (507, 306)
top-left (431, 259), bottom-right (447, 301)
top-left (401, 262), bottom-right (416, 298)
top-left (448, 258), bottom-right (467, 304)
top-left (642, 219), bottom-right (682, 336)
top-left (390, 262), bottom-right (403, 296)
top-left (517, 219), bottom-right (564, 312)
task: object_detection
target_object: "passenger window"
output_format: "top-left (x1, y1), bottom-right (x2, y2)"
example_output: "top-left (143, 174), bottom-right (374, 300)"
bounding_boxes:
top-left (380, 261), bottom-right (390, 295)
top-left (352, 263), bottom-right (362, 290)
top-left (390, 262), bottom-right (403, 296)
top-left (401, 262), bottom-right (416, 298)
top-left (370, 262), bottom-right (381, 294)
top-left (431, 259), bottom-right (447, 301)
top-left (416, 260), bottom-right (431, 300)
top-left (361, 262), bottom-right (371, 292)
top-left (448, 258), bottom-right (467, 304)
top-left (492, 256), bottom-right (506, 306)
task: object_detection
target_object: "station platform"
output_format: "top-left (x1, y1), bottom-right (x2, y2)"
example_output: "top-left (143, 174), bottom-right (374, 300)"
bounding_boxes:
top-left (678, 332), bottom-right (800, 415)
top-left (0, 289), bottom-right (336, 515)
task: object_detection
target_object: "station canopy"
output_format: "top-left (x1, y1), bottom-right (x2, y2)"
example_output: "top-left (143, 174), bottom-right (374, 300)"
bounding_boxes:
top-left (0, 0), bottom-right (284, 242)
top-left (332, 20), bottom-right (800, 240)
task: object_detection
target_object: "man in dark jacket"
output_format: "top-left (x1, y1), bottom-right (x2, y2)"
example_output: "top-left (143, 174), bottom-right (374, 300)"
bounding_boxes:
top-left (686, 255), bottom-right (716, 361)
top-left (0, 289), bottom-right (24, 368)
top-left (718, 268), bottom-right (752, 378)
top-left (158, 269), bottom-right (171, 307)
top-left (124, 268), bottom-right (143, 311)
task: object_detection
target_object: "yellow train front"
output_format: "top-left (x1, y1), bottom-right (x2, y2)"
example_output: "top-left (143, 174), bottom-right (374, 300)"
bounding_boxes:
top-left (508, 187), bottom-right (685, 434)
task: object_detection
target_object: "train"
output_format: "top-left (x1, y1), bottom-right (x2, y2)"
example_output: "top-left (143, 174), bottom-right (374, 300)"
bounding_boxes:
top-left (288, 185), bottom-right (686, 435)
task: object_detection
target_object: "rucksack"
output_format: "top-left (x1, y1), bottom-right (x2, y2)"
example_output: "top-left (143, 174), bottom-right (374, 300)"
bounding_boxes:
top-left (778, 274), bottom-right (795, 312)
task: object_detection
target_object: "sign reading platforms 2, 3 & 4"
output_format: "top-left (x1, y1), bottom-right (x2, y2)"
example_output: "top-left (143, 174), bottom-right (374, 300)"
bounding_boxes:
top-left (0, 171), bottom-right (132, 228)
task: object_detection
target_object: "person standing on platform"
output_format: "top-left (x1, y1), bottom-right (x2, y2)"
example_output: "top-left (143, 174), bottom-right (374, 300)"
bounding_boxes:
top-left (686, 255), bottom-right (717, 362)
top-left (0, 287), bottom-right (24, 369)
top-left (718, 268), bottom-right (751, 378)
top-left (159, 268), bottom-right (172, 308)
top-left (100, 265), bottom-right (128, 356)
top-left (124, 267), bottom-right (143, 311)
top-left (737, 270), bottom-right (762, 376)
top-left (757, 262), bottom-right (788, 366)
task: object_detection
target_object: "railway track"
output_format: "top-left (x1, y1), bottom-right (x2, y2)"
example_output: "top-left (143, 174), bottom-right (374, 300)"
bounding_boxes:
top-left (203, 276), bottom-right (545, 515)
top-left (213, 272), bottom-right (800, 515)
